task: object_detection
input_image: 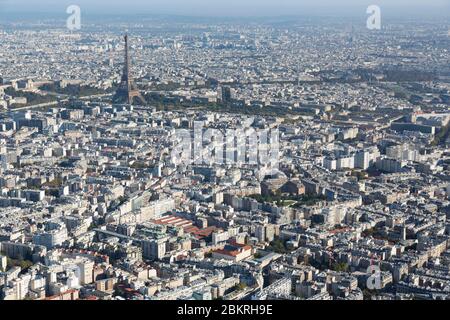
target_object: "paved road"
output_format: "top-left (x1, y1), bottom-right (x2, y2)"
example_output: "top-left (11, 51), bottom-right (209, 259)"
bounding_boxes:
top-left (1, 93), bottom-right (113, 113)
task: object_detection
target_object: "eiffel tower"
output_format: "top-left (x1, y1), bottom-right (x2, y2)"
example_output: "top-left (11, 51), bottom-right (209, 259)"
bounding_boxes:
top-left (113, 34), bottom-right (146, 105)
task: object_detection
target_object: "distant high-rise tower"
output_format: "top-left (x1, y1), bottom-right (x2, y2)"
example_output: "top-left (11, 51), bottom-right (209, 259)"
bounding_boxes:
top-left (220, 86), bottom-right (235, 104)
top-left (113, 34), bottom-right (146, 105)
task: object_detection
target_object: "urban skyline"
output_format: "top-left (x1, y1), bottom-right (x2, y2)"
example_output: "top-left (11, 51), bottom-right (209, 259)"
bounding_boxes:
top-left (0, 1), bottom-right (450, 305)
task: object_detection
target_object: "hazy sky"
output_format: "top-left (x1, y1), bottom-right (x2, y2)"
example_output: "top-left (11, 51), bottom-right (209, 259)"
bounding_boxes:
top-left (0, 0), bottom-right (449, 16)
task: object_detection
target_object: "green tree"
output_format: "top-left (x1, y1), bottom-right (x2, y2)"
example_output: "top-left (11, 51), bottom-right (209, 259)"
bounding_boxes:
top-left (234, 283), bottom-right (247, 292)
top-left (332, 262), bottom-right (349, 272)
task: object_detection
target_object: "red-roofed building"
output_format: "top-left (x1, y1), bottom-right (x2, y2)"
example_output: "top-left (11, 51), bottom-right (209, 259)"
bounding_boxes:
top-left (152, 215), bottom-right (193, 229)
top-left (44, 289), bottom-right (79, 301)
top-left (152, 215), bottom-right (217, 240)
top-left (212, 242), bottom-right (253, 262)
